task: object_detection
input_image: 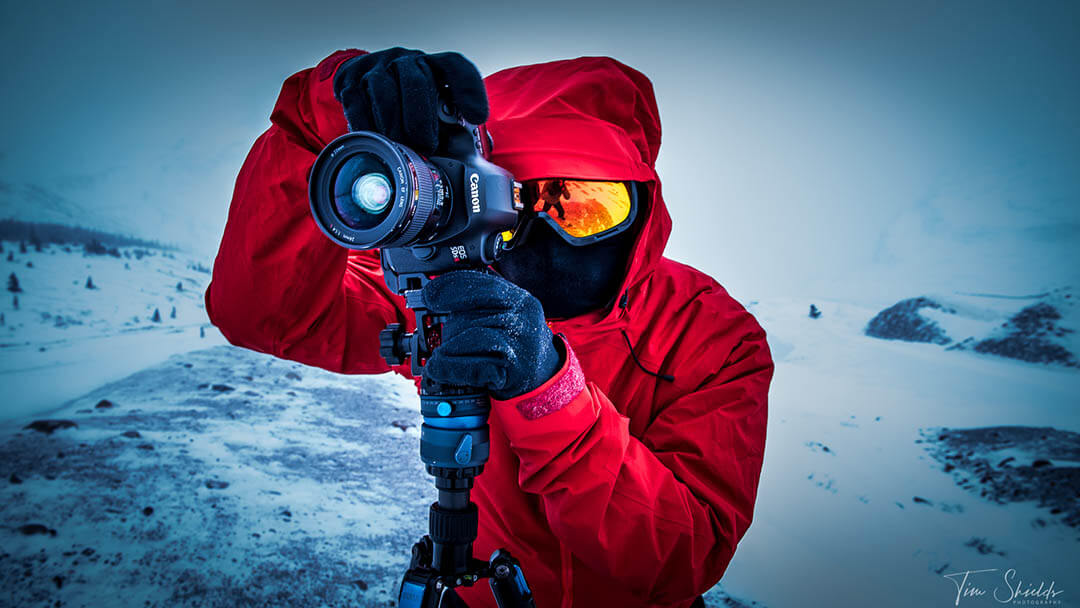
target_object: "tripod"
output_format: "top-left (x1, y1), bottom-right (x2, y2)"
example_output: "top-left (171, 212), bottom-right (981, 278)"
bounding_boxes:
top-left (380, 280), bottom-right (536, 608)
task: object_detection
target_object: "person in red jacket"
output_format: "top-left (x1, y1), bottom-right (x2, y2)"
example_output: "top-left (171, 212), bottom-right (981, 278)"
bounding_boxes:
top-left (538, 179), bottom-right (570, 219)
top-left (206, 47), bottom-right (772, 608)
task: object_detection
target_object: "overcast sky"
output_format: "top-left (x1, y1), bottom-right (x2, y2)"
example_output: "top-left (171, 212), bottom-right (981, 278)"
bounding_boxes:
top-left (1, 0), bottom-right (1077, 303)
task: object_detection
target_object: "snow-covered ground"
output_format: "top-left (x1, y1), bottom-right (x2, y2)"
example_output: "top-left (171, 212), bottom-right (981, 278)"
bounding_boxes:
top-left (717, 296), bottom-right (1079, 608)
top-left (1, 243), bottom-right (1077, 607)
top-left (0, 345), bottom-right (431, 607)
top-left (0, 240), bottom-right (227, 422)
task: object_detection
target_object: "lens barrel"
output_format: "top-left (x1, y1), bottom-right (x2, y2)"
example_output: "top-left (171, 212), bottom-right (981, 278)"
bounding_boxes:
top-left (309, 131), bottom-right (447, 249)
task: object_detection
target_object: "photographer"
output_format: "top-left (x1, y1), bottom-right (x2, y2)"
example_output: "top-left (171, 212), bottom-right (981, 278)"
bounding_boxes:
top-left (206, 47), bottom-right (773, 608)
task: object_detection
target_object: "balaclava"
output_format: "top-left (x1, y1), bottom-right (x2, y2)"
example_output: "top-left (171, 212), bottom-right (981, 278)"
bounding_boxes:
top-left (492, 183), bottom-right (648, 319)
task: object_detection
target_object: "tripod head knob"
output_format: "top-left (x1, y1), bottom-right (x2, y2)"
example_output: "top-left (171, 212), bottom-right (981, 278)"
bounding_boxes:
top-left (380, 323), bottom-right (407, 366)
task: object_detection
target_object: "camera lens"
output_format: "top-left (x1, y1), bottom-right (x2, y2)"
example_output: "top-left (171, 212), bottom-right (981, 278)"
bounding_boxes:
top-left (332, 152), bottom-right (395, 230)
top-left (309, 131), bottom-right (448, 249)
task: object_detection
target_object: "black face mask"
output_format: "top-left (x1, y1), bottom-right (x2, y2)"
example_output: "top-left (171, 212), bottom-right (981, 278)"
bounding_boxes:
top-left (492, 182), bottom-right (648, 320)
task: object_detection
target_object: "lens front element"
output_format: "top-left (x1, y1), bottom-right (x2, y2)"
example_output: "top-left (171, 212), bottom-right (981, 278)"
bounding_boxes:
top-left (353, 173), bottom-right (392, 213)
top-left (332, 152), bottom-right (397, 231)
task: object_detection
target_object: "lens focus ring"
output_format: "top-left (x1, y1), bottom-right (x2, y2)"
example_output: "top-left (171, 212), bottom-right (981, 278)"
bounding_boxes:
top-left (392, 144), bottom-right (438, 247)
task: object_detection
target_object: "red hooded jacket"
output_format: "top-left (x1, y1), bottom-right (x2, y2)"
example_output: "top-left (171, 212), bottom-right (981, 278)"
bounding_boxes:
top-left (206, 49), bottom-right (773, 608)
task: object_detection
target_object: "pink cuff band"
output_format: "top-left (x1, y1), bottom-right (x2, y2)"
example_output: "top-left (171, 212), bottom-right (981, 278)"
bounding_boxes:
top-left (514, 337), bottom-right (585, 420)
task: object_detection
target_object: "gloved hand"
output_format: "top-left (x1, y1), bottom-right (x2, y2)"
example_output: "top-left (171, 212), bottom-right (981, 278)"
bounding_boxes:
top-left (421, 270), bottom-right (562, 400)
top-left (333, 47), bottom-right (489, 156)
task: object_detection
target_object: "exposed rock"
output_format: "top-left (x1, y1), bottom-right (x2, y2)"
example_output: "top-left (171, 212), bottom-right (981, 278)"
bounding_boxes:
top-left (865, 297), bottom-right (954, 344)
top-left (23, 420), bottom-right (77, 435)
top-left (965, 537), bottom-right (1006, 556)
top-left (973, 303), bottom-right (1077, 366)
top-left (945, 337), bottom-right (975, 351)
top-left (921, 426), bottom-right (1080, 528)
top-left (18, 524), bottom-right (57, 537)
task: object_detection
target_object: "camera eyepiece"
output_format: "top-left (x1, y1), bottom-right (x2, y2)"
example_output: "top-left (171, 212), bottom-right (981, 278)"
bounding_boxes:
top-left (309, 131), bottom-right (448, 249)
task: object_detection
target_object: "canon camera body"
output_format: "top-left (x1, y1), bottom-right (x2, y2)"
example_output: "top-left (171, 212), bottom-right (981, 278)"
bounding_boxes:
top-left (308, 112), bottom-right (522, 293)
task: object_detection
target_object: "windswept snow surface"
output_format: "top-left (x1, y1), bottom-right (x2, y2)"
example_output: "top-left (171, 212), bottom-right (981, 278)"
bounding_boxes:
top-left (0, 346), bottom-right (757, 607)
top-left (712, 297), bottom-right (1079, 608)
top-left (0, 241), bottom-right (227, 422)
top-left (1, 240), bottom-right (1078, 606)
top-left (0, 346), bottom-right (428, 607)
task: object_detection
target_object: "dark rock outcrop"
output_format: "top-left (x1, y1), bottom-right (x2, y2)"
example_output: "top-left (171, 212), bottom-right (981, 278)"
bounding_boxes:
top-left (921, 426), bottom-right (1080, 528)
top-left (865, 297), bottom-right (954, 344)
top-left (23, 420), bottom-right (78, 435)
top-left (973, 303), bottom-right (1077, 366)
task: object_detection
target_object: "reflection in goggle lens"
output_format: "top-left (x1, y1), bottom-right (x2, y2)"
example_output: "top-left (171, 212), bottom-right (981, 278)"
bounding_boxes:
top-left (524, 179), bottom-right (631, 239)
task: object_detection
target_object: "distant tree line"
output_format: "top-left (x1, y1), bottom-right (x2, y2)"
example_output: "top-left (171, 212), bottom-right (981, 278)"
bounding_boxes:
top-left (0, 219), bottom-right (176, 252)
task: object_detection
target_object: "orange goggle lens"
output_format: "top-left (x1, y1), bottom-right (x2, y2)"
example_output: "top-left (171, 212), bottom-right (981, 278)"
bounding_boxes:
top-left (521, 179), bottom-right (632, 239)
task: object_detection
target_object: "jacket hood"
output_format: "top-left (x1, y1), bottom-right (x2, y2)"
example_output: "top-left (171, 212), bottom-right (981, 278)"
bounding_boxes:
top-left (483, 56), bottom-right (672, 324)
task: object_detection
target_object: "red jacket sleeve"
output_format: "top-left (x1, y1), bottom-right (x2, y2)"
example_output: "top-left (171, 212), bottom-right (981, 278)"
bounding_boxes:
top-left (205, 49), bottom-right (411, 374)
top-left (492, 314), bottom-right (772, 605)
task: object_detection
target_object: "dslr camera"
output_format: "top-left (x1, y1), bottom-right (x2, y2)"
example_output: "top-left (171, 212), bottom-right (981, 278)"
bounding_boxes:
top-left (308, 105), bottom-right (522, 293)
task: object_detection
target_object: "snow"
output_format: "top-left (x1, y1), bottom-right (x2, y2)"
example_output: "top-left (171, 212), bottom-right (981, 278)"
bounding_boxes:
top-left (1, 243), bottom-right (1078, 607)
top-left (1, 345), bottom-right (426, 607)
top-left (0, 241), bottom-right (227, 422)
top-left (710, 297), bottom-right (1080, 608)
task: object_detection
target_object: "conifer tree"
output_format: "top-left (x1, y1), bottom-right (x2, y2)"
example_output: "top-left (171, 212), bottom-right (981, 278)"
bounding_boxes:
top-left (151, 308), bottom-right (162, 323)
top-left (170, 306), bottom-right (177, 319)
top-left (12, 295), bottom-right (19, 310)
top-left (19, 241), bottom-right (27, 254)
top-left (7, 272), bottom-right (22, 293)
top-left (86, 276), bottom-right (96, 290)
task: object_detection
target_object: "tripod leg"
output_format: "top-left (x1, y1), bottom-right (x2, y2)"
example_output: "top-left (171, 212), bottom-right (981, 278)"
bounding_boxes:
top-left (488, 549), bottom-right (536, 608)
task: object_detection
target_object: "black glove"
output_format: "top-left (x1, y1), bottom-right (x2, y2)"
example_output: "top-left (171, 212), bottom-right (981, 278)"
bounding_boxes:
top-left (333, 47), bottom-right (489, 156)
top-left (421, 270), bottom-right (562, 400)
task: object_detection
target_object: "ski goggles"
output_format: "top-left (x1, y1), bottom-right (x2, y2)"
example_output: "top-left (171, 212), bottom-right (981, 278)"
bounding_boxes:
top-left (501, 179), bottom-right (639, 248)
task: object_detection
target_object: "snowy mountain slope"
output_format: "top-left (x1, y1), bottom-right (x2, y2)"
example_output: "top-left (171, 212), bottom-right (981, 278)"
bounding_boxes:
top-left (715, 297), bottom-right (1079, 608)
top-left (0, 345), bottom-right (758, 608)
top-left (0, 240), bottom-right (226, 422)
